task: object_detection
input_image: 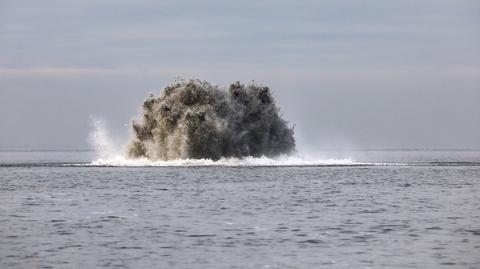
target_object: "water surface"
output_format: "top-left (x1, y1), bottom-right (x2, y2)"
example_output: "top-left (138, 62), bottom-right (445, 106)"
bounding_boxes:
top-left (1, 150), bottom-right (479, 268)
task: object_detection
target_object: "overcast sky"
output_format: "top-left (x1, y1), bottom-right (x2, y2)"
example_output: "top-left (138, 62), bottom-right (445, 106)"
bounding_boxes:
top-left (0, 0), bottom-right (479, 150)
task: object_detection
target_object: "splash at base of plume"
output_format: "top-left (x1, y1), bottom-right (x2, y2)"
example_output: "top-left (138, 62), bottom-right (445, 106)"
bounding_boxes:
top-left (88, 117), bottom-right (125, 160)
top-left (128, 79), bottom-right (295, 160)
top-left (88, 119), bottom-right (363, 166)
top-left (88, 118), bottom-right (360, 166)
top-left (89, 155), bottom-right (362, 167)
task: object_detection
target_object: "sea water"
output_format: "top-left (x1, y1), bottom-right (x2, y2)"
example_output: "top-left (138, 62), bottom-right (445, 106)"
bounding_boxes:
top-left (1, 150), bottom-right (479, 268)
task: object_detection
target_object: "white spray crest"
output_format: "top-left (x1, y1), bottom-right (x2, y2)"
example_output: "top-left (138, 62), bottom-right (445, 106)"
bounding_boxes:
top-left (88, 117), bottom-right (119, 160)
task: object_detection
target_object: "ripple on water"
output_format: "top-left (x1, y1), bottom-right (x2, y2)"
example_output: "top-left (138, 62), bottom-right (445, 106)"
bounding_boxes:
top-left (1, 163), bottom-right (480, 268)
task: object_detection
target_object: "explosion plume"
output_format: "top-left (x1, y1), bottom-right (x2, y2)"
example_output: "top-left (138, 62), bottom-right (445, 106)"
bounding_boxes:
top-left (128, 79), bottom-right (295, 160)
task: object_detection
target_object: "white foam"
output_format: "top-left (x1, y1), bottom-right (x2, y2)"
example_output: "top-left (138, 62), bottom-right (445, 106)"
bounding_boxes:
top-left (88, 154), bottom-right (365, 167)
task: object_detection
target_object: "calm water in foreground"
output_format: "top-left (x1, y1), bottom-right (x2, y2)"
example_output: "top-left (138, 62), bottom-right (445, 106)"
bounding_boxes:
top-left (0, 150), bottom-right (479, 268)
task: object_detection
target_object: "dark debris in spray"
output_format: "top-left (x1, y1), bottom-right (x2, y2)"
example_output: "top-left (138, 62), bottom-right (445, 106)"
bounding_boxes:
top-left (128, 79), bottom-right (295, 160)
